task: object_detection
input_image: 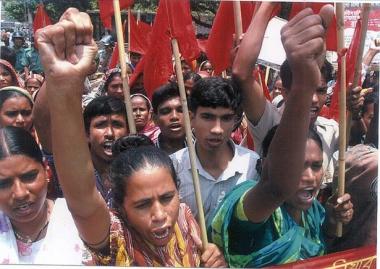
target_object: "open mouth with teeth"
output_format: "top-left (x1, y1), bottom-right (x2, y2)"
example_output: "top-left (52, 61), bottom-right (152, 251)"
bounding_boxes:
top-left (297, 188), bottom-right (316, 202)
top-left (309, 107), bottom-right (319, 118)
top-left (103, 141), bottom-right (114, 154)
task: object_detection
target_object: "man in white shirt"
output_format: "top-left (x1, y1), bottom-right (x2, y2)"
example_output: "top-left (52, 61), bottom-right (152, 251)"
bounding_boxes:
top-left (171, 77), bottom-right (259, 225)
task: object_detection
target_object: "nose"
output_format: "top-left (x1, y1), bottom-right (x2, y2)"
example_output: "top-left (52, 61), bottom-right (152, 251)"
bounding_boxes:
top-left (170, 110), bottom-right (179, 121)
top-left (151, 202), bottom-right (167, 224)
top-left (311, 92), bottom-right (319, 105)
top-left (104, 125), bottom-right (115, 138)
top-left (12, 180), bottom-right (29, 200)
top-left (15, 113), bottom-right (24, 126)
top-left (210, 118), bottom-right (223, 135)
top-left (301, 167), bottom-right (316, 185)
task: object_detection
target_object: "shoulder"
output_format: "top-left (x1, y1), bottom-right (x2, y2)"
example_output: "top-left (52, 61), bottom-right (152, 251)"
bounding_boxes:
top-left (234, 144), bottom-right (260, 159)
top-left (315, 116), bottom-right (339, 129)
top-left (170, 147), bottom-right (189, 161)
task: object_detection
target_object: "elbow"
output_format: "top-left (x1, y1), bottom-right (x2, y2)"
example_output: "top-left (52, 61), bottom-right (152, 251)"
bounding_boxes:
top-left (232, 65), bottom-right (250, 84)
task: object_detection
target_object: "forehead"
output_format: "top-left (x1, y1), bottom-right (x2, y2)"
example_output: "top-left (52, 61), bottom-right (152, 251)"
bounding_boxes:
top-left (0, 155), bottom-right (42, 177)
top-left (1, 96), bottom-right (31, 109)
top-left (90, 113), bottom-right (126, 124)
top-left (0, 65), bottom-right (10, 73)
top-left (131, 96), bottom-right (149, 107)
top-left (305, 139), bottom-right (323, 159)
top-left (195, 106), bottom-right (235, 116)
top-left (109, 75), bottom-right (122, 83)
top-left (157, 96), bottom-right (181, 110)
top-left (26, 79), bottom-right (40, 86)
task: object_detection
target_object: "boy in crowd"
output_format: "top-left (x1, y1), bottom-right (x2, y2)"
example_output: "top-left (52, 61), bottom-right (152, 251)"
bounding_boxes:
top-left (171, 77), bottom-right (260, 224)
top-left (152, 82), bottom-right (187, 154)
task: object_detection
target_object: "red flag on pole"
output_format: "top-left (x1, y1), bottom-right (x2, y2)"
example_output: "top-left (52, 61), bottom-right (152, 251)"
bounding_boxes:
top-left (328, 19), bottom-right (362, 121)
top-left (129, 14), bottom-right (152, 55)
top-left (143, 0), bottom-right (200, 98)
top-left (289, 2), bottom-right (337, 51)
top-left (33, 4), bottom-right (52, 34)
top-left (99, 0), bottom-right (134, 29)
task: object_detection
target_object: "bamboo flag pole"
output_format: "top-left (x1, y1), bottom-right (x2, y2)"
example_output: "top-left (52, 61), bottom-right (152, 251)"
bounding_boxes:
top-left (113, 0), bottom-right (136, 134)
top-left (171, 38), bottom-right (208, 249)
top-left (233, 1), bottom-right (243, 42)
top-left (265, 66), bottom-right (270, 86)
top-left (127, 8), bottom-right (132, 61)
top-left (346, 3), bottom-right (371, 144)
top-left (336, 3), bottom-right (346, 237)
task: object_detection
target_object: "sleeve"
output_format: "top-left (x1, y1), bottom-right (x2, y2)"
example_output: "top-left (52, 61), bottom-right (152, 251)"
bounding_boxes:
top-left (247, 100), bottom-right (282, 156)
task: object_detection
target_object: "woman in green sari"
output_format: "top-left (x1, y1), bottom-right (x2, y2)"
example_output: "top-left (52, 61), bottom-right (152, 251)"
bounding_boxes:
top-left (210, 4), bottom-right (353, 268)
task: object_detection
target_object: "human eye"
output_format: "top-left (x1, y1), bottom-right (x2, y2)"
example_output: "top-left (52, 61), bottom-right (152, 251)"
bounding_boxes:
top-left (0, 178), bottom-right (12, 189)
top-left (134, 199), bottom-right (151, 210)
top-left (221, 114), bottom-right (235, 122)
top-left (160, 192), bottom-right (175, 204)
top-left (176, 107), bottom-right (183, 113)
top-left (21, 110), bottom-right (32, 117)
top-left (316, 87), bottom-right (327, 95)
top-left (201, 113), bottom-right (214, 120)
top-left (20, 170), bottom-right (39, 183)
top-left (5, 111), bottom-right (18, 118)
top-left (112, 120), bottom-right (125, 128)
top-left (159, 107), bottom-right (171, 115)
top-left (311, 162), bottom-right (323, 171)
top-left (94, 121), bottom-right (107, 128)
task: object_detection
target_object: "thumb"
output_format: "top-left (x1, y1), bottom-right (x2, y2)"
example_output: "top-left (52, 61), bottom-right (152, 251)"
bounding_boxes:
top-left (319, 4), bottom-right (335, 31)
top-left (75, 40), bottom-right (98, 76)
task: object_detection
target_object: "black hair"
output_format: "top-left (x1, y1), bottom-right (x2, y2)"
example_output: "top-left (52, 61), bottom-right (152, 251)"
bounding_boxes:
top-left (262, 125), bottom-right (323, 158)
top-left (131, 94), bottom-right (152, 110)
top-left (189, 77), bottom-right (242, 114)
top-left (0, 126), bottom-right (43, 164)
top-left (152, 82), bottom-right (180, 114)
top-left (104, 71), bottom-right (121, 94)
top-left (110, 146), bottom-right (178, 212)
top-left (183, 71), bottom-right (201, 83)
top-left (259, 125), bottom-right (323, 175)
top-left (362, 92), bottom-right (378, 115)
top-left (0, 63), bottom-right (18, 87)
top-left (0, 46), bottom-right (16, 67)
top-left (112, 134), bottom-right (154, 158)
top-left (280, 59), bottom-right (334, 90)
top-left (0, 90), bottom-right (33, 110)
top-left (83, 96), bottom-right (127, 134)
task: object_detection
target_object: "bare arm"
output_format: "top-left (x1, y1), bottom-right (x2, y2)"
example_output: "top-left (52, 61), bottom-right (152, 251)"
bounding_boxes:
top-left (243, 6), bottom-right (335, 223)
top-left (232, 3), bottom-right (277, 125)
top-left (36, 8), bottom-right (110, 247)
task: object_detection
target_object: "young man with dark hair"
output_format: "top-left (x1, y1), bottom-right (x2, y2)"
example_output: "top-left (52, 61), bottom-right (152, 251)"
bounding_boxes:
top-left (151, 82), bottom-right (186, 154)
top-left (171, 77), bottom-right (259, 224)
top-left (33, 90), bottom-right (128, 203)
top-left (232, 3), bottom-right (339, 183)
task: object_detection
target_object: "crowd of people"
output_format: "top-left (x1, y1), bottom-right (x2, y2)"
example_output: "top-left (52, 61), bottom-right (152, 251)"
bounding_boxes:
top-left (0, 2), bottom-right (378, 267)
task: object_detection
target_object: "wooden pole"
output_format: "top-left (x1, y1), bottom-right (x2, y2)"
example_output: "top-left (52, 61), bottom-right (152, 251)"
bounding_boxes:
top-left (127, 8), bottom-right (132, 61)
top-left (113, 0), bottom-right (136, 134)
top-left (346, 3), bottom-right (371, 144)
top-left (265, 66), bottom-right (270, 86)
top-left (172, 38), bottom-right (208, 249)
top-left (336, 3), bottom-right (346, 237)
top-left (233, 1), bottom-right (243, 42)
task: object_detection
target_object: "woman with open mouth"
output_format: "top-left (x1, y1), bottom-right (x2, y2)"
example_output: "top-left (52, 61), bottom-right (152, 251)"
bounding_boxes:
top-left (0, 126), bottom-right (92, 264)
top-left (37, 8), bottom-right (226, 267)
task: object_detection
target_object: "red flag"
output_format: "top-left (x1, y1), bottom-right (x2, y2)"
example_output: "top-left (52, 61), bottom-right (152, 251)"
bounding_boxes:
top-left (289, 2), bottom-right (337, 51)
top-left (129, 56), bottom-right (145, 88)
top-left (33, 4), bottom-right (52, 34)
top-left (108, 42), bottom-right (119, 69)
top-left (253, 67), bottom-right (271, 101)
top-left (328, 19), bottom-right (362, 121)
top-left (143, 0), bottom-right (200, 98)
top-left (129, 14), bottom-right (152, 55)
top-left (99, 0), bottom-right (134, 29)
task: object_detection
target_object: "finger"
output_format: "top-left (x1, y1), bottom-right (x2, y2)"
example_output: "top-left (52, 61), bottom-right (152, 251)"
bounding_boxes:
top-left (36, 27), bottom-right (59, 71)
top-left (59, 19), bottom-right (78, 64)
top-left (337, 193), bottom-right (351, 204)
top-left (284, 14), bottom-right (324, 42)
top-left (292, 22), bottom-right (325, 46)
top-left (282, 8), bottom-right (314, 34)
top-left (60, 8), bottom-right (87, 44)
top-left (318, 4), bottom-right (335, 30)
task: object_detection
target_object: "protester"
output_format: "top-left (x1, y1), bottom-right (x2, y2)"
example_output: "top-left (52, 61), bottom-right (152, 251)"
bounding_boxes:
top-left (25, 73), bottom-right (44, 97)
top-left (171, 77), bottom-right (260, 224)
top-left (183, 71), bottom-right (201, 96)
top-left (0, 126), bottom-right (92, 264)
top-left (210, 6), bottom-right (353, 267)
top-left (11, 31), bottom-right (28, 75)
top-left (0, 86), bottom-right (33, 133)
top-left (98, 34), bottom-right (114, 73)
top-left (199, 60), bottom-right (214, 76)
top-left (131, 93), bottom-right (160, 142)
top-left (152, 82), bottom-right (186, 154)
top-left (327, 144), bottom-right (377, 253)
top-left (0, 59), bottom-right (23, 89)
top-left (232, 2), bottom-right (339, 183)
top-left (36, 8), bottom-right (226, 267)
top-left (25, 40), bottom-right (44, 76)
top-left (0, 46), bottom-right (16, 67)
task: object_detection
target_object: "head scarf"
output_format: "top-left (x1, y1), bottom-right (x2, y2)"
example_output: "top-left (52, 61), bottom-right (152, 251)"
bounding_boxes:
top-left (0, 59), bottom-right (24, 88)
top-left (0, 86), bottom-right (34, 105)
top-left (25, 73), bottom-right (44, 86)
top-left (98, 68), bottom-right (122, 96)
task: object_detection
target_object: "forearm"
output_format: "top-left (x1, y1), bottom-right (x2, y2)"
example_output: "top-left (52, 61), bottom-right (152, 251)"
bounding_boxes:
top-left (47, 78), bottom-right (101, 217)
top-left (266, 84), bottom-right (313, 197)
top-left (32, 82), bottom-right (53, 153)
top-left (232, 3), bottom-right (275, 124)
top-left (363, 49), bottom-right (378, 67)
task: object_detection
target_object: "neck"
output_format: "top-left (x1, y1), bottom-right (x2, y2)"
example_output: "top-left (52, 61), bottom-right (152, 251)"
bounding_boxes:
top-left (12, 200), bottom-right (51, 242)
top-left (284, 203), bottom-right (303, 225)
top-left (91, 154), bottom-right (112, 189)
top-left (195, 141), bottom-right (234, 178)
top-left (159, 135), bottom-right (185, 155)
